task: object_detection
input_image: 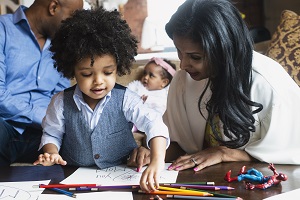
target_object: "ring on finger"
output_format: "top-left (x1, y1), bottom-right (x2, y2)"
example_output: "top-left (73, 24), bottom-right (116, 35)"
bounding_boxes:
top-left (191, 158), bottom-right (198, 166)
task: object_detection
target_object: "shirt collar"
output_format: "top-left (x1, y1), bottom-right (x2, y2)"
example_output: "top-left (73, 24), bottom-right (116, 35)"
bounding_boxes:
top-left (73, 85), bottom-right (112, 111)
top-left (13, 6), bottom-right (28, 24)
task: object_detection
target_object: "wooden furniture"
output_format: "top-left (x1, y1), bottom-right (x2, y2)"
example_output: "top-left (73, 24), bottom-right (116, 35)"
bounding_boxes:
top-left (1, 162), bottom-right (299, 200)
top-left (234, 0), bottom-right (265, 29)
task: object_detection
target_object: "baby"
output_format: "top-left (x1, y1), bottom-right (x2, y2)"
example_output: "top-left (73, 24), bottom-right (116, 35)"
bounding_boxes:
top-left (127, 57), bottom-right (176, 115)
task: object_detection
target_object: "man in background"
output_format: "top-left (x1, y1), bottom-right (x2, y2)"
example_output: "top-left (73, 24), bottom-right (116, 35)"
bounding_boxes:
top-left (0, 0), bottom-right (83, 166)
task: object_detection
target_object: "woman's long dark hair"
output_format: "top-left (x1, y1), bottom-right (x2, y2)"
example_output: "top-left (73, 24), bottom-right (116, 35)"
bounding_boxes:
top-left (165, 0), bottom-right (263, 148)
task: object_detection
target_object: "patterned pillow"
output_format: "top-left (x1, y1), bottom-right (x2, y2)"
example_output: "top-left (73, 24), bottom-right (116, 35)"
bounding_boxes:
top-left (265, 10), bottom-right (300, 86)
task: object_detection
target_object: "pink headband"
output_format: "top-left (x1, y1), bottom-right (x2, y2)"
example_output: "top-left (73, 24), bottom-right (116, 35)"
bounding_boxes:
top-left (150, 57), bottom-right (176, 76)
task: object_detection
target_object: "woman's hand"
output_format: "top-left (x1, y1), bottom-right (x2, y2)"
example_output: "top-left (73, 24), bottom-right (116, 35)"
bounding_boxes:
top-left (33, 152), bottom-right (67, 166)
top-left (167, 146), bottom-right (253, 172)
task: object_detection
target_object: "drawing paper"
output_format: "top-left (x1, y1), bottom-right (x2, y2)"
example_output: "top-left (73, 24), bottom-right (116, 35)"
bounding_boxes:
top-left (61, 163), bottom-right (178, 186)
top-left (0, 180), bottom-right (50, 200)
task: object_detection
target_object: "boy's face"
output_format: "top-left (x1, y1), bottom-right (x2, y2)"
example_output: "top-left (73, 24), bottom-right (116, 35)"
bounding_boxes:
top-left (74, 54), bottom-right (117, 109)
top-left (141, 62), bottom-right (169, 91)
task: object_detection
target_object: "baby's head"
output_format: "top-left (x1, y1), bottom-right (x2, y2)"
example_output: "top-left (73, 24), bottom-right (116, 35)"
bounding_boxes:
top-left (50, 7), bottom-right (137, 105)
top-left (141, 57), bottom-right (176, 91)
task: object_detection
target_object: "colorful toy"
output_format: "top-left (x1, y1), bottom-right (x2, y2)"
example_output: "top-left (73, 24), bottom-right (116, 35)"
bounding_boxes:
top-left (224, 163), bottom-right (287, 190)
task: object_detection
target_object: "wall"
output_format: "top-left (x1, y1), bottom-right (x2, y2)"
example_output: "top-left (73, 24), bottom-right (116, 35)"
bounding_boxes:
top-left (123, 0), bottom-right (300, 48)
top-left (23, 0), bottom-right (33, 7)
top-left (234, 0), bottom-right (264, 28)
top-left (264, 0), bottom-right (300, 35)
top-left (122, 0), bottom-right (148, 53)
top-left (0, 0), bottom-right (20, 14)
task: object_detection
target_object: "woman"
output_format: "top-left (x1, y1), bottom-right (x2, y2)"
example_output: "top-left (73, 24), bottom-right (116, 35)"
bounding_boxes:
top-left (164, 0), bottom-right (300, 171)
top-left (128, 0), bottom-right (300, 172)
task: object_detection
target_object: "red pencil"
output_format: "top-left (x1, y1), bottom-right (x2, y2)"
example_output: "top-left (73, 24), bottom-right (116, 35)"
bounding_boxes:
top-left (33, 184), bottom-right (100, 189)
top-left (68, 185), bottom-right (140, 191)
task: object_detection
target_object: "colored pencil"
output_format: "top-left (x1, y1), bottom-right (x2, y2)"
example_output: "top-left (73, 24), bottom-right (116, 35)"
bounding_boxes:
top-left (164, 185), bottom-right (220, 190)
top-left (167, 194), bottom-right (242, 200)
top-left (154, 195), bottom-right (164, 200)
top-left (68, 185), bottom-right (140, 191)
top-left (138, 190), bottom-right (213, 196)
top-left (185, 188), bottom-right (240, 198)
top-left (178, 185), bottom-right (234, 190)
top-left (158, 186), bottom-right (212, 195)
top-left (48, 188), bottom-right (76, 198)
top-left (145, 186), bottom-right (212, 196)
top-left (162, 182), bottom-right (215, 186)
top-left (33, 183), bottom-right (99, 189)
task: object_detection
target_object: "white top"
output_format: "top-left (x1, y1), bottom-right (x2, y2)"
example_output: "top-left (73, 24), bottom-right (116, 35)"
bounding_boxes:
top-left (163, 51), bottom-right (300, 164)
top-left (127, 80), bottom-right (169, 115)
top-left (40, 85), bottom-right (170, 151)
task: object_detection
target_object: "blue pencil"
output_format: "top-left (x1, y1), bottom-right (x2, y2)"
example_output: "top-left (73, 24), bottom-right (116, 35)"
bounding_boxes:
top-left (49, 187), bottom-right (76, 198)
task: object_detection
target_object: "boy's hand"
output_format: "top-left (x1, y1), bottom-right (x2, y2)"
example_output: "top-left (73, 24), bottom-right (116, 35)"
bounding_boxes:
top-left (127, 146), bottom-right (150, 172)
top-left (139, 159), bottom-right (165, 192)
top-left (33, 153), bottom-right (67, 166)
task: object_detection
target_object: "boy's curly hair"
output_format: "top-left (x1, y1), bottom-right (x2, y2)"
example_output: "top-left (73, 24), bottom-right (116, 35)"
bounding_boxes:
top-left (50, 7), bottom-right (138, 79)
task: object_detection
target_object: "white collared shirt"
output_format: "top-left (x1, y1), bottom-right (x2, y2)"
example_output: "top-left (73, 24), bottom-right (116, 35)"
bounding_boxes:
top-left (164, 51), bottom-right (300, 164)
top-left (40, 85), bottom-right (169, 151)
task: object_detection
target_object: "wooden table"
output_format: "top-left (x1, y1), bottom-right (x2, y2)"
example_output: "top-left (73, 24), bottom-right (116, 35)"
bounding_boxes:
top-left (0, 162), bottom-right (299, 200)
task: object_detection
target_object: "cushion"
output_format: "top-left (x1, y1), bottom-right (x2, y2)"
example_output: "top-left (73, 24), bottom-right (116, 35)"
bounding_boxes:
top-left (265, 10), bottom-right (300, 86)
top-left (116, 65), bottom-right (144, 86)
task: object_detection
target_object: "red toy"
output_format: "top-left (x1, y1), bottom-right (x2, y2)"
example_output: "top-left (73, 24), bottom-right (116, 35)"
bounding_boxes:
top-left (224, 163), bottom-right (287, 190)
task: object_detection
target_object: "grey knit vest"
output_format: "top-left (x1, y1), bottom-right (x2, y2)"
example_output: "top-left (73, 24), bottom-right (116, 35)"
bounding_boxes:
top-left (60, 84), bottom-right (137, 169)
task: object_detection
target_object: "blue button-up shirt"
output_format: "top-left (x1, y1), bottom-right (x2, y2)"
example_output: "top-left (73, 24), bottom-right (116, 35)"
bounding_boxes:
top-left (0, 6), bottom-right (70, 134)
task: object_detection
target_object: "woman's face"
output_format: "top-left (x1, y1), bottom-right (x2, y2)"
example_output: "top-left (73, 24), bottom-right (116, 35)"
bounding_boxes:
top-left (173, 34), bottom-right (210, 81)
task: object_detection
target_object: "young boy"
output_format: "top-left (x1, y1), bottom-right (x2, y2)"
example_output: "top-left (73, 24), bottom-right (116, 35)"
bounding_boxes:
top-left (33, 8), bottom-right (169, 192)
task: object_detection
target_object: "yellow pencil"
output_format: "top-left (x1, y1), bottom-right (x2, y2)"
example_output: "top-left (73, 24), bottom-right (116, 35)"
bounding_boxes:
top-left (158, 186), bottom-right (212, 196)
